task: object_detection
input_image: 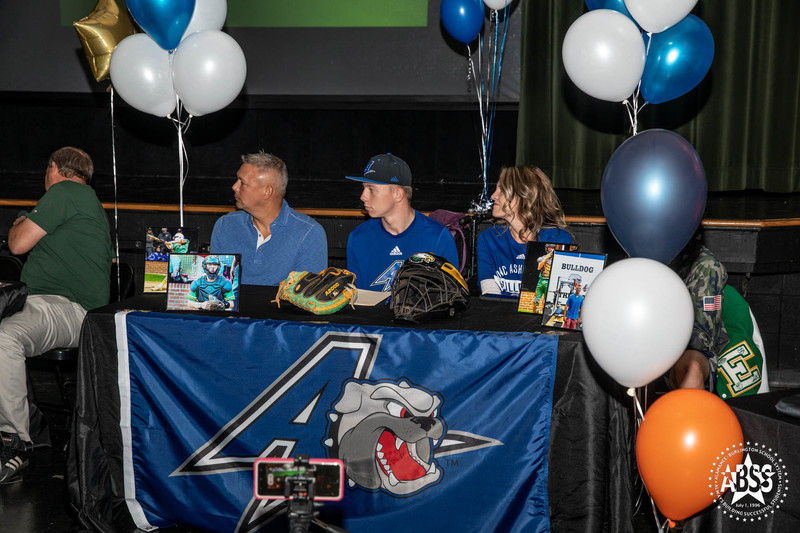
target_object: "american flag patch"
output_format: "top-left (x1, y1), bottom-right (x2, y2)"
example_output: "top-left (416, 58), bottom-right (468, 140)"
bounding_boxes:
top-left (703, 295), bottom-right (722, 311)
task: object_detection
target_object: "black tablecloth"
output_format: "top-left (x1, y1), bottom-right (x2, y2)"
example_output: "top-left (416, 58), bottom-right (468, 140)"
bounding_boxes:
top-left (683, 389), bottom-right (800, 532)
top-left (65, 285), bottom-right (636, 532)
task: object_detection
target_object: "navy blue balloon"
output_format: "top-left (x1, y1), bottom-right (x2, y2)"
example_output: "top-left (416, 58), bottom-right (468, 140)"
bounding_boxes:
top-left (640, 15), bottom-right (714, 104)
top-left (585, 0), bottom-right (638, 26)
top-left (601, 129), bottom-right (707, 264)
top-left (127, 0), bottom-right (196, 51)
top-left (441, 0), bottom-right (484, 44)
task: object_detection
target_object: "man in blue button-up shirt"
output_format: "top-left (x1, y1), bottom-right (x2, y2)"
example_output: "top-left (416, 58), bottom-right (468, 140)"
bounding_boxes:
top-left (210, 152), bottom-right (327, 286)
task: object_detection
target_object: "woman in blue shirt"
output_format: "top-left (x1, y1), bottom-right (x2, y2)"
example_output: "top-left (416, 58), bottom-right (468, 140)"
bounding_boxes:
top-left (477, 166), bottom-right (573, 297)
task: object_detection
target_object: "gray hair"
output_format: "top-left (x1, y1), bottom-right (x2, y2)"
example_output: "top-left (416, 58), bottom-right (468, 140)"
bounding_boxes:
top-left (241, 151), bottom-right (288, 196)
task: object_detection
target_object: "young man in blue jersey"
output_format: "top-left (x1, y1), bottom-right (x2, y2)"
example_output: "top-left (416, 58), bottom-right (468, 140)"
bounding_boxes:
top-left (345, 154), bottom-right (458, 291)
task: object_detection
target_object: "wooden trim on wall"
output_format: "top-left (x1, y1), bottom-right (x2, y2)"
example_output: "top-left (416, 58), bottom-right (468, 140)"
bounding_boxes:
top-left (3, 199), bottom-right (799, 228)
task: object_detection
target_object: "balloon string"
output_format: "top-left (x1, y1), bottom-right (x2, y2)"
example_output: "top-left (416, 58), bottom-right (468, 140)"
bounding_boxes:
top-left (632, 385), bottom-right (668, 533)
top-left (493, 8), bottom-right (510, 173)
top-left (469, 8), bottom-right (510, 205)
top-left (484, 8), bottom-right (508, 201)
top-left (109, 86), bottom-right (121, 301)
top-left (484, 11), bottom-right (498, 198)
top-left (469, 44), bottom-right (488, 191)
top-left (631, 389), bottom-right (645, 425)
top-left (641, 457), bottom-right (669, 532)
top-left (170, 96), bottom-right (192, 227)
top-left (624, 32), bottom-right (654, 136)
top-left (482, 15), bottom-right (495, 198)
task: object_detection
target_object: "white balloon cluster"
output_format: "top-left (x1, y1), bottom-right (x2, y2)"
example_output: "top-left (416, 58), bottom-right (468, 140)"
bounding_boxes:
top-left (110, 0), bottom-right (246, 117)
top-left (562, 0), bottom-right (699, 102)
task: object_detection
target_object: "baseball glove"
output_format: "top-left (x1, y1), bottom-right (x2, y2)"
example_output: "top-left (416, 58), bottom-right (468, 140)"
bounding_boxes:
top-left (273, 267), bottom-right (357, 315)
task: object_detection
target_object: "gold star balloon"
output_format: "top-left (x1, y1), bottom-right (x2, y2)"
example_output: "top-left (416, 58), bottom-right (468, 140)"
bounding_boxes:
top-left (74, 0), bottom-right (138, 82)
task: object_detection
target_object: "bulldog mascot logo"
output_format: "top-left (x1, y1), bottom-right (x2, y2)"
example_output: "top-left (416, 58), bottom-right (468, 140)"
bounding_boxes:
top-left (324, 379), bottom-right (445, 496)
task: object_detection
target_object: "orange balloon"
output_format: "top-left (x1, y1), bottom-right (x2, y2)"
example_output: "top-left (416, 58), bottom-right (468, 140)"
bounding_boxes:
top-left (636, 389), bottom-right (744, 521)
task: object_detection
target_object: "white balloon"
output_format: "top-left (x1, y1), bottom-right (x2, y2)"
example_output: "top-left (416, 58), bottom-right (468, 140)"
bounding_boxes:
top-left (581, 258), bottom-right (694, 388)
top-left (624, 0), bottom-right (698, 34)
top-left (172, 30), bottom-right (246, 117)
top-left (182, 0), bottom-right (228, 40)
top-left (109, 34), bottom-right (176, 117)
top-left (484, 0), bottom-right (513, 9)
top-left (562, 9), bottom-right (646, 102)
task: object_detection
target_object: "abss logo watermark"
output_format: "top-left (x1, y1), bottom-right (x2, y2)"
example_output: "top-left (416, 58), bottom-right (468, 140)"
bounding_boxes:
top-left (710, 441), bottom-right (789, 522)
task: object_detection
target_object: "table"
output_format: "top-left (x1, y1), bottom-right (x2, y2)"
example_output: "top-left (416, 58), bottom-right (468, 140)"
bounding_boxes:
top-left (66, 286), bottom-right (635, 532)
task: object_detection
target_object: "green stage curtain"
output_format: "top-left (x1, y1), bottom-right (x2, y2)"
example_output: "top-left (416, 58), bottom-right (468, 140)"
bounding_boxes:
top-left (517, 0), bottom-right (800, 192)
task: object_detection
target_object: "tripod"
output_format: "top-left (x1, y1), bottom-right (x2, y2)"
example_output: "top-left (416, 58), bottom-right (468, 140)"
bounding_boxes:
top-left (279, 456), bottom-right (351, 533)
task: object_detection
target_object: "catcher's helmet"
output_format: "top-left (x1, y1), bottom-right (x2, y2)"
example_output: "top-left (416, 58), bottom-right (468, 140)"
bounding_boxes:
top-left (390, 252), bottom-right (470, 323)
top-left (202, 255), bottom-right (221, 275)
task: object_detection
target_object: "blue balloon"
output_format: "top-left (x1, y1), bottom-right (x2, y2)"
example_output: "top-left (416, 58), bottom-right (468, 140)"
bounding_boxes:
top-left (441, 0), bottom-right (484, 44)
top-left (585, 0), bottom-right (638, 26)
top-left (601, 129), bottom-right (707, 264)
top-left (127, 0), bottom-right (196, 51)
top-left (640, 15), bottom-right (714, 104)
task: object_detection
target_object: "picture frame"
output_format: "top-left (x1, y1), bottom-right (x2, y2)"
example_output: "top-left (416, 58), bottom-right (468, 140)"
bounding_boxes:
top-left (144, 225), bottom-right (199, 293)
top-left (540, 250), bottom-right (606, 330)
top-left (517, 242), bottom-right (579, 314)
top-left (166, 253), bottom-right (241, 312)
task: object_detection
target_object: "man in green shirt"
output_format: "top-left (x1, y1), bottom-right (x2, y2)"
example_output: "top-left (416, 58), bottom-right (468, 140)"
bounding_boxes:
top-left (1, 147), bottom-right (112, 484)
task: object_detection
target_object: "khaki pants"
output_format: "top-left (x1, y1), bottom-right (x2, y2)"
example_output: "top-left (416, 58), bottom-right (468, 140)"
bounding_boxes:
top-left (0, 295), bottom-right (86, 443)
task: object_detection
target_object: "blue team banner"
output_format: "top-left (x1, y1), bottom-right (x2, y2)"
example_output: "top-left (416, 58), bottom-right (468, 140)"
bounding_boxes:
top-left (115, 311), bottom-right (559, 533)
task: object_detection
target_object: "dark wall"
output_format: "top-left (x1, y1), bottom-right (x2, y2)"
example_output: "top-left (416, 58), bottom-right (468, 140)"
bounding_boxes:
top-left (1, 93), bottom-right (518, 209)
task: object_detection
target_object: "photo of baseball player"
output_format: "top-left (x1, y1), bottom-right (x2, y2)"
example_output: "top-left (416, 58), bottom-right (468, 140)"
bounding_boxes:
top-left (541, 250), bottom-right (605, 330)
top-left (186, 255), bottom-right (236, 311)
top-left (144, 226), bottom-right (200, 292)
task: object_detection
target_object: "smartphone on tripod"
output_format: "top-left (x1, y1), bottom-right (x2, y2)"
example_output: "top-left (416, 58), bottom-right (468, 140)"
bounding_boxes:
top-left (253, 457), bottom-right (344, 502)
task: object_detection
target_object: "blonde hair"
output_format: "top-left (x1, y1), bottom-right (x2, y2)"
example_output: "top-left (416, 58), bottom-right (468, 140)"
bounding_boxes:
top-left (496, 166), bottom-right (569, 241)
top-left (398, 185), bottom-right (413, 201)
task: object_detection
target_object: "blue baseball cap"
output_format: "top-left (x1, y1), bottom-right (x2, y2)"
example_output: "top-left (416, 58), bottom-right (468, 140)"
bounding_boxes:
top-left (346, 154), bottom-right (412, 186)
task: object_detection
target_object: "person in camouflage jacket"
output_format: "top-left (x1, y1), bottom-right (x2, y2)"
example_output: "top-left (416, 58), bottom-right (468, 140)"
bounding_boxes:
top-left (669, 234), bottom-right (728, 390)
